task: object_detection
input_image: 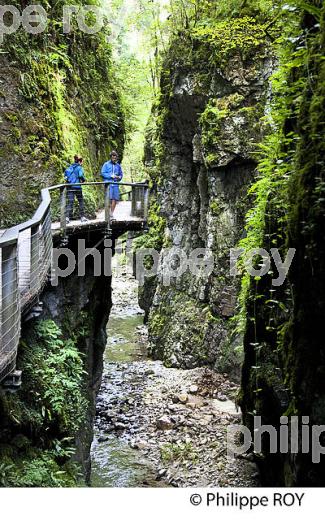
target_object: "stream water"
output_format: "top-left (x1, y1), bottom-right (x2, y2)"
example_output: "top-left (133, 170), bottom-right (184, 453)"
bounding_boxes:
top-left (90, 271), bottom-right (163, 487)
top-left (90, 267), bottom-right (259, 488)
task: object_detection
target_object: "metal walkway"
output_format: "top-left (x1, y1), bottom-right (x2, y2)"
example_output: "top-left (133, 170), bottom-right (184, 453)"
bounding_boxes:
top-left (0, 181), bottom-right (149, 383)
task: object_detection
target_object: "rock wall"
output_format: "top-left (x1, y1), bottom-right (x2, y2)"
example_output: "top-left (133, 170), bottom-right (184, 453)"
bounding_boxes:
top-left (241, 3), bottom-right (325, 486)
top-left (140, 2), bottom-right (325, 486)
top-left (0, 232), bottom-right (112, 486)
top-left (140, 13), bottom-right (274, 378)
top-left (0, 2), bottom-right (125, 484)
top-left (0, 1), bottom-right (125, 227)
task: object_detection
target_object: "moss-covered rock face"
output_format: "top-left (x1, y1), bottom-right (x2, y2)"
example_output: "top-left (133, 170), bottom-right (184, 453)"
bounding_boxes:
top-left (140, 7), bottom-right (274, 377)
top-left (0, 2), bottom-right (124, 484)
top-left (241, 2), bottom-right (325, 486)
top-left (0, 234), bottom-right (112, 487)
top-left (0, 1), bottom-right (125, 227)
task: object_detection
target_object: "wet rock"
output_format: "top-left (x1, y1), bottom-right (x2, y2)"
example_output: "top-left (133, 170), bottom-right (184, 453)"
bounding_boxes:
top-left (156, 415), bottom-right (174, 431)
top-left (130, 439), bottom-right (149, 450)
top-left (178, 393), bottom-right (189, 404)
top-left (215, 393), bottom-right (228, 402)
top-left (98, 436), bottom-right (109, 443)
top-left (114, 422), bottom-right (127, 430)
top-left (239, 452), bottom-right (255, 462)
top-left (104, 426), bottom-right (115, 433)
top-left (157, 469), bottom-right (167, 479)
top-left (136, 440), bottom-right (149, 450)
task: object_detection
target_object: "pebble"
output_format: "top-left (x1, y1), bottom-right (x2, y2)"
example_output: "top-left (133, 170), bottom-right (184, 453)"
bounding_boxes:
top-left (98, 436), bottom-right (109, 443)
top-left (189, 385), bottom-right (198, 395)
top-left (216, 393), bottom-right (228, 402)
top-left (156, 415), bottom-right (174, 431)
top-left (178, 393), bottom-right (188, 404)
top-left (114, 422), bottom-right (127, 430)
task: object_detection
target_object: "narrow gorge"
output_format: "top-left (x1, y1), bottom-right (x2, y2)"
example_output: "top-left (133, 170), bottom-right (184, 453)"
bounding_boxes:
top-left (0, 0), bottom-right (324, 490)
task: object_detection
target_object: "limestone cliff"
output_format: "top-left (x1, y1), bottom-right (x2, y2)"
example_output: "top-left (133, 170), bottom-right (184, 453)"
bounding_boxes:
top-left (139, 12), bottom-right (274, 378)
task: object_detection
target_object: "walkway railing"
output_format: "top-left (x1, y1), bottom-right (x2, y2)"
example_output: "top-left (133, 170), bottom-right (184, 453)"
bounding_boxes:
top-left (50, 181), bottom-right (149, 234)
top-left (0, 181), bottom-right (149, 383)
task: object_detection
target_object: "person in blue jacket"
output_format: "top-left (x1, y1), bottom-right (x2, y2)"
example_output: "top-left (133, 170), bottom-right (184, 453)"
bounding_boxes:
top-left (101, 150), bottom-right (123, 216)
top-left (64, 156), bottom-right (87, 223)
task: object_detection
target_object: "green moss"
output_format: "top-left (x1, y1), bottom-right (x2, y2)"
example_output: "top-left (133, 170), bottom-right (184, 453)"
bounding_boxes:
top-left (0, 320), bottom-right (87, 487)
top-left (199, 99), bottom-right (228, 149)
top-left (240, 5), bottom-right (325, 482)
top-left (133, 201), bottom-right (166, 253)
top-left (237, 19), bottom-right (309, 332)
top-left (149, 312), bottom-right (168, 339)
top-left (210, 199), bottom-right (221, 216)
top-left (0, 1), bottom-right (125, 228)
top-left (148, 292), bottom-right (218, 367)
top-left (4, 112), bottom-right (18, 123)
top-left (193, 16), bottom-right (269, 65)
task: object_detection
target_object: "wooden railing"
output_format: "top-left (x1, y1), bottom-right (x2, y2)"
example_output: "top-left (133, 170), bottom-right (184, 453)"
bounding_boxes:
top-left (0, 181), bottom-right (149, 383)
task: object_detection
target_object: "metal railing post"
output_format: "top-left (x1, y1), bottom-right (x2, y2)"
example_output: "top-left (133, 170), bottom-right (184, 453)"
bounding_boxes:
top-left (143, 184), bottom-right (149, 220)
top-left (30, 223), bottom-right (41, 295)
top-left (131, 185), bottom-right (147, 218)
top-left (131, 185), bottom-right (137, 217)
top-left (60, 186), bottom-right (67, 233)
top-left (42, 208), bottom-right (53, 277)
top-left (104, 183), bottom-right (111, 233)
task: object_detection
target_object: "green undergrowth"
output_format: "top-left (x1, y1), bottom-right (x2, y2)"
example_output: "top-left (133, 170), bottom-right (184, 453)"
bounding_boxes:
top-left (234, 6), bottom-right (308, 333)
top-left (160, 442), bottom-right (198, 463)
top-left (240, 3), bottom-right (325, 460)
top-left (0, 320), bottom-right (87, 487)
top-left (133, 200), bottom-right (166, 253)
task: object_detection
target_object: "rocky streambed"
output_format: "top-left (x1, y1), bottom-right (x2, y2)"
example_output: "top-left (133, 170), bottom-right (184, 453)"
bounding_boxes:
top-left (91, 268), bottom-right (259, 488)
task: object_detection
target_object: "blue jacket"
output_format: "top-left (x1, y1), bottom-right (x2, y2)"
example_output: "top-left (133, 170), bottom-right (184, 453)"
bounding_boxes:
top-left (101, 161), bottom-right (123, 183)
top-left (65, 163), bottom-right (85, 189)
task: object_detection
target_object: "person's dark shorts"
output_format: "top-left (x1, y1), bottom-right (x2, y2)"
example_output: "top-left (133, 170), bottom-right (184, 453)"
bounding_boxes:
top-left (109, 184), bottom-right (120, 201)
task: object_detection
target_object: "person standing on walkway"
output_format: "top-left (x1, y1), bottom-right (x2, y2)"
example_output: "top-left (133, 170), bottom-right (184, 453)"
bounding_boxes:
top-left (101, 151), bottom-right (124, 217)
top-left (65, 155), bottom-right (87, 224)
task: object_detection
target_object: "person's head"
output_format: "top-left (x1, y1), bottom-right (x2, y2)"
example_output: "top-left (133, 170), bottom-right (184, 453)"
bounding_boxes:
top-left (74, 155), bottom-right (83, 164)
top-left (110, 151), bottom-right (118, 164)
